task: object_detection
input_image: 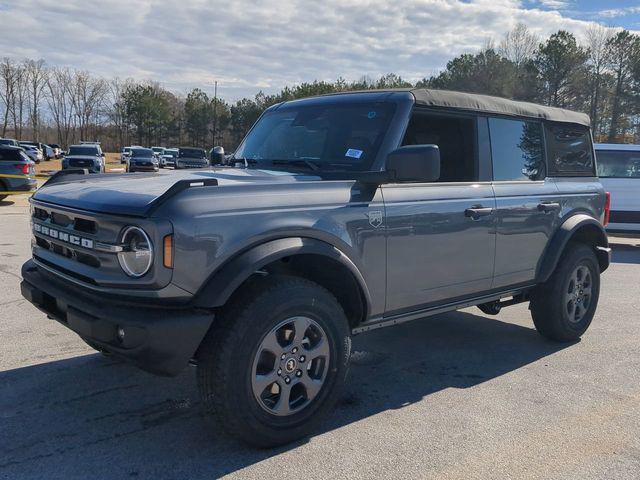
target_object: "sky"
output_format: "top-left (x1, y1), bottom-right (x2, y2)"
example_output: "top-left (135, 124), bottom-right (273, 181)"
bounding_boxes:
top-left (0, 0), bottom-right (638, 101)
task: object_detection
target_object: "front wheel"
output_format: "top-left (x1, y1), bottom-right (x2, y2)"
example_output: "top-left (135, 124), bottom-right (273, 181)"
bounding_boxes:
top-left (197, 275), bottom-right (351, 447)
top-left (530, 243), bottom-right (601, 342)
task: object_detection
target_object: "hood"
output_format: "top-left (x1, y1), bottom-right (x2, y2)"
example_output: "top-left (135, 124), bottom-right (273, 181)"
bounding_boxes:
top-left (33, 168), bottom-right (318, 216)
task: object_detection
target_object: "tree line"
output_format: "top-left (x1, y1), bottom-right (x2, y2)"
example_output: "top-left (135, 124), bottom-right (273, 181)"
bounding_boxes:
top-left (1, 24), bottom-right (639, 152)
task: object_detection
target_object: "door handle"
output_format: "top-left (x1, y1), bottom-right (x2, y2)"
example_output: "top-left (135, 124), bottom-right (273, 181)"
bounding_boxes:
top-left (465, 206), bottom-right (494, 220)
top-left (537, 202), bottom-right (561, 213)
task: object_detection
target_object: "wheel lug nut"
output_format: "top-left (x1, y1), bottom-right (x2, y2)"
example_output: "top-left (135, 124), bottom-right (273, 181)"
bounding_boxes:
top-left (299, 355), bottom-right (305, 362)
top-left (292, 347), bottom-right (298, 354)
top-left (281, 354), bottom-right (286, 360)
top-left (296, 370), bottom-right (302, 377)
top-left (277, 368), bottom-right (282, 376)
top-left (284, 376), bottom-right (291, 384)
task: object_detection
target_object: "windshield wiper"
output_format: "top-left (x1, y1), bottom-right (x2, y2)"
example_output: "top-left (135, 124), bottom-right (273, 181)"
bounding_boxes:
top-left (271, 159), bottom-right (321, 171)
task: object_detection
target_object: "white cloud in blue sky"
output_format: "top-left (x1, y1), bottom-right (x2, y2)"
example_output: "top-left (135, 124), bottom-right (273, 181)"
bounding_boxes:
top-left (0, 0), bottom-right (637, 101)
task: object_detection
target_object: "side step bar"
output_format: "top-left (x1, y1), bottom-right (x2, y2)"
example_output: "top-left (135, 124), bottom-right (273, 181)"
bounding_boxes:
top-left (352, 286), bottom-right (535, 334)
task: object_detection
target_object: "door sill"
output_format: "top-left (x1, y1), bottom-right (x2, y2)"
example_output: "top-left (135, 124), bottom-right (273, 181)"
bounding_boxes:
top-left (352, 285), bottom-right (535, 334)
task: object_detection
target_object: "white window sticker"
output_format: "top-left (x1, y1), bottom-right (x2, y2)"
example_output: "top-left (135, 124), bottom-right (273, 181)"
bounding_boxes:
top-left (345, 148), bottom-right (363, 159)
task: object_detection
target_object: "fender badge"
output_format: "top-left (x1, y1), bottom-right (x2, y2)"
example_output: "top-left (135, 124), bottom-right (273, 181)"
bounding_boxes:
top-left (368, 210), bottom-right (383, 228)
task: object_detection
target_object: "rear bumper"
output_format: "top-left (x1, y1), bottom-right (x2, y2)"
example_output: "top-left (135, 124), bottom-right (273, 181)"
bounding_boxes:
top-left (21, 259), bottom-right (214, 376)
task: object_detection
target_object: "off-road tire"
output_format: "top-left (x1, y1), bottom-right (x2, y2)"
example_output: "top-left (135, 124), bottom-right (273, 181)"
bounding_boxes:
top-left (530, 243), bottom-right (600, 342)
top-left (197, 275), bottom-right (351, 448)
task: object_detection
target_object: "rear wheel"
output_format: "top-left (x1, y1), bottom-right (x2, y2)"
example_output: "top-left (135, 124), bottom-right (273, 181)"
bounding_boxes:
top-left (0, 183), bottom-right (7, 202)
top-left (197, 275), bottom-right (351, 447)
top-left (530, 243), bottom-right (600, 341)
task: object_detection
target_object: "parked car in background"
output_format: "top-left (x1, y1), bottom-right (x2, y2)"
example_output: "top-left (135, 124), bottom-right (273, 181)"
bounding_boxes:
top-left (121, 147), bottom-right (133, 164)
top-left (161, 148), bottom-right (178, 168)
top-left (62, 144), bottom-right (105, 173)
top-left (0, 138), bottom-right (20, 147)
top-left (48, 143), bottom-right (62, 158)
top-left (176, 147), bottom-right (208, 169)
top-left (595, 143), bottom-right (640, 233)
top-left (127, 147), bottom-right (159, 172)
top-left (43, 145), bottom-right (55, 161)
top-left (19, 144), bottom-right (43, 164)
top-left (20, 141), bottom-right (50, 160)
top-left (0, 145), bottom-right (36, 201)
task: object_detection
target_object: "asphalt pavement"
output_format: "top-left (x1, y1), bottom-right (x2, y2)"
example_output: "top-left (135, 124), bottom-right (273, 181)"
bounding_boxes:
top-left (1, 198), bottom-right (639, 480)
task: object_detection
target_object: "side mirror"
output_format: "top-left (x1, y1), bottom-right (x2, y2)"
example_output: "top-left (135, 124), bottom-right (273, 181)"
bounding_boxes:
top-left (386, 145), bottom-right (440, 183)
top-left (211, 145), bottom-right (225, 165)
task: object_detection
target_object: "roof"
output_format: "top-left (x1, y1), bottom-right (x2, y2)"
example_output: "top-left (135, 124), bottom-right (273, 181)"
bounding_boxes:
top-left (313, 88), bottom-right (591, 127)
top-left (411, 89), bottom-right (591, 127)
top-left (594, 143), bottom-right (640, 151)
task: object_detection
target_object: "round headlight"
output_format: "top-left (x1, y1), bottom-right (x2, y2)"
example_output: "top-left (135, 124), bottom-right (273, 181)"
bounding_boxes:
top-left (117, 226), bottom-right (153, 277)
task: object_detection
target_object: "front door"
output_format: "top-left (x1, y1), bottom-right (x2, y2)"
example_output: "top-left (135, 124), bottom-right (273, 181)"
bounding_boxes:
top-left (382, 110), bottom-right (496, 315)
top-left (383, 183), bottom-right (496, 313)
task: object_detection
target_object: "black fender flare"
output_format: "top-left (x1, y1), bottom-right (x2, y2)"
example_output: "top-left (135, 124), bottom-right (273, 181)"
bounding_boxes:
top-left (193, 237), bottom-right (372, 316)
top-left (536, 214), bottom-right (610, 283)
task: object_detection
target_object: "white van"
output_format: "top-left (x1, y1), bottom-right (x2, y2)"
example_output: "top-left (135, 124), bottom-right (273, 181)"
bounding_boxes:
top-left (595, 143), bottom-right (640, 233)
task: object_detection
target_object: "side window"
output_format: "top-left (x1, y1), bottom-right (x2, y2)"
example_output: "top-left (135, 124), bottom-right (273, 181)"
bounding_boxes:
top-left (489, 117), bottom-right (545, 181)
top-left (402, 111), bottom-right (477, 182)
top-left (596, 150), bottom-right (640, 178)
top-left (547, 124), bottom-right (594, 175)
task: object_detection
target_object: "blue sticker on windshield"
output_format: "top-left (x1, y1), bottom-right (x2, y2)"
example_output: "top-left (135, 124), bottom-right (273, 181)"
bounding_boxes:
top-left (367, 111), bottom-right (377, 119)
top-left (345, 149), bottom-right (363, 159)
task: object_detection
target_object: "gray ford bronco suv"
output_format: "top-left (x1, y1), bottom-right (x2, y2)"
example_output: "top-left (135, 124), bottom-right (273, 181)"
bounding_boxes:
top-left (21, 89), bottom-right (611, 447)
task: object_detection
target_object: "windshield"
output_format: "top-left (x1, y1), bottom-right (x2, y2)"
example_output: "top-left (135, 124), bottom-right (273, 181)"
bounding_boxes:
top-left (152, 147), bottom-right (164, 153)
top-left (233, 101), bottom-right (396, 171)
top-left (596, 150), bottom-right (640, 178)
top-left (179, 148), bottom-right (205, 158)
top-left (131, 148), bottom-right (153, 158)
top-left (68, 146), bottom-right (98, 156)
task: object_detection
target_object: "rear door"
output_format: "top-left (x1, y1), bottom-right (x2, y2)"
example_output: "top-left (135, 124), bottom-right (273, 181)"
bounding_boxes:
top-left (489, 117), bottom-right (562, 289)
top-left (383, 110), bottom-right (496, 314)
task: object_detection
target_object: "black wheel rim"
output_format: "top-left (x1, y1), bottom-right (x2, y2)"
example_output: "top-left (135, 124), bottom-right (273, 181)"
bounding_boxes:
top-left (251, 316), bottom-right (330, 417)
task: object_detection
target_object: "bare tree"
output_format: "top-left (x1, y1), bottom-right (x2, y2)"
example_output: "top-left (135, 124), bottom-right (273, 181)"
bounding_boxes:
top-left (584, 24), bottom-right (615, 136)
top-left (499, 23), bottom-right (539, 67)
top-left (69, 70), bottom-right (108, 141)
top-left (24, 58), bottom-right (48, 140)
top-left (46, 67), bottom-right (76, 147)
top-left (0, 58), bottom-right (20, 137)
top-left (11, 63), bottom-right (28, 140)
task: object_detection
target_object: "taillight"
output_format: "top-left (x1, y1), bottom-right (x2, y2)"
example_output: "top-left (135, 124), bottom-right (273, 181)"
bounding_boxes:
top-left (603, 192), bottom-right (611, 226)
top-left (15, 164), bottom-right (29, 175)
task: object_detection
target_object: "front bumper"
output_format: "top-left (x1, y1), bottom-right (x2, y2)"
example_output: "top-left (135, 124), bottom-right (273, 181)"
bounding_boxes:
top-left (21, 260), bottom-right (214, 376)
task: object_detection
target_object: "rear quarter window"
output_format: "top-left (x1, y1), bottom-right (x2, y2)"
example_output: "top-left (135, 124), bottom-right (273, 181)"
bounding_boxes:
top-left (546, 124), bottom-right (594, 176)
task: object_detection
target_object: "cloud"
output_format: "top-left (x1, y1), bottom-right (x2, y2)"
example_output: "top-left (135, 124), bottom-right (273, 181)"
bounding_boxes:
top-left (538, 0), bottom-right (571, 9)
top-left (0, 0), bottom-right (631, 101)
top-left (598, 6), bottom-right (640, 19)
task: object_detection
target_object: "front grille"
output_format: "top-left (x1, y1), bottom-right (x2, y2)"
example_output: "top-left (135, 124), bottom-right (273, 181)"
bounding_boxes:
top-left (51, 212), bottom-right (73, 228)
top-left (69, 160), bottom-right (93, 168)
top-left (35, 236), bottom-right (101, 268)
top-left (34, 255), bottom-right (99, 285)
top-left (74, 217), bottom-right (97, 234)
